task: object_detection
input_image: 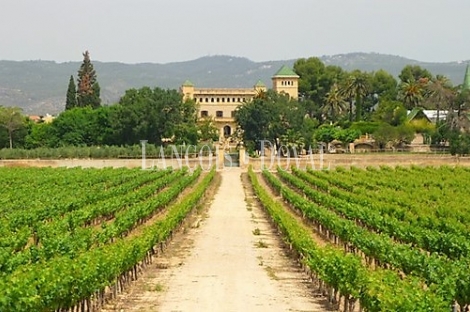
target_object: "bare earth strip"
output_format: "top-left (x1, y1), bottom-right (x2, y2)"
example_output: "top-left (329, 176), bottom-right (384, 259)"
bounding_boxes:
top-left (102, 168), bottom-right (328, 312)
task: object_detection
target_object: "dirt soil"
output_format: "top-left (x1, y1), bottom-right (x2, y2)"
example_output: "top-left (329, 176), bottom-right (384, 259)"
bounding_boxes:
top-left (102, 168), bottom-right (329, 312)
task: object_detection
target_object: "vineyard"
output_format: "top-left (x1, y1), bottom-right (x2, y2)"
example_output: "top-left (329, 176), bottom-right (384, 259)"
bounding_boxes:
top-left (248, 165), bottom-right (470, 312)
top-left (2, 163), bottom-right (470, 311)
top-left (0, 166), bottom-right (216, 311)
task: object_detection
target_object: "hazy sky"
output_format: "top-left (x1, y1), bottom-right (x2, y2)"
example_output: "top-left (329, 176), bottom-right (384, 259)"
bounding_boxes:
top-left (1, 0), bottom-right (469, 64)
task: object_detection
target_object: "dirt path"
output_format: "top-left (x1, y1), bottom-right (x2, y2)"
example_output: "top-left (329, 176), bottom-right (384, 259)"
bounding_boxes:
top-left (102, 168), bottom-right (328, 312)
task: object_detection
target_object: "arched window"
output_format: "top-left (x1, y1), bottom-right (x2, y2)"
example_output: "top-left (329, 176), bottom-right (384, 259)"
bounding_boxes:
top-left (223, 125), bottom-right (231, 137)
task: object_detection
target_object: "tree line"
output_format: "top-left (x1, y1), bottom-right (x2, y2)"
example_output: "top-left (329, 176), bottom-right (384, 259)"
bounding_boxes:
top-left (1, 54), bottom-right (470, 155)
top-left (0, 51), bottom-right (218, 151)
top-left (235, 57), bottom-right (470, 155)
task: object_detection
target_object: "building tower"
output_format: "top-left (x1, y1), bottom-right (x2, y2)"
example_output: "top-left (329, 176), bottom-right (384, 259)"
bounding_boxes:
top-left (463, 64), bottom-right (470, 92)
top-left (180, 80), bottom-right (195, 101)
top-left (254, 79), bottom-right (267, 94)
top-left (271, 65), bottom-right (299, 99)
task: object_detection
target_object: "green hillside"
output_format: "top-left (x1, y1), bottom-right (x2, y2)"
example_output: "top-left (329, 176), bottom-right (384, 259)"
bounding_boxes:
top-left (0, 53), bottom-right (468, 115)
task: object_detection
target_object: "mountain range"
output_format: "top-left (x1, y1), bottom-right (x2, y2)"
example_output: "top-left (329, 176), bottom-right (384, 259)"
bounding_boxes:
top-left (0, 53), bottom-right (468, 115)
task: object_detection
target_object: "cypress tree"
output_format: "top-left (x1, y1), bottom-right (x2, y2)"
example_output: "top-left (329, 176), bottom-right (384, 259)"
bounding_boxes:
top-left (65, 75), bottom-right (77, 110)
top-left (77, 50), bottom-right (101, 108)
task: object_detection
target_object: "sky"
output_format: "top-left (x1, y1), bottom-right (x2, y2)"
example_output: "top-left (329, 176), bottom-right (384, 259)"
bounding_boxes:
top-left (1, 0), bottom-right (469, 64)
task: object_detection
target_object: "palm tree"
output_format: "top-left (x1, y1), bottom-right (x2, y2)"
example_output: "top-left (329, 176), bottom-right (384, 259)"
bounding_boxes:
top-left (340, 72), bottom-right (370, 121)
top-left (323, 83), bottom-right (347, 122)
top-left (399, 80), bottom-right (424, 109)
top-left (425, 75), bottom-right (455, 123)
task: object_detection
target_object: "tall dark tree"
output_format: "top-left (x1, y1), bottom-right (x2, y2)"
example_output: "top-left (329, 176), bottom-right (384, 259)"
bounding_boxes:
top-left (77, 51), bottom-right (101, 108)
top-left (65, 75), bottom-right (77, 110)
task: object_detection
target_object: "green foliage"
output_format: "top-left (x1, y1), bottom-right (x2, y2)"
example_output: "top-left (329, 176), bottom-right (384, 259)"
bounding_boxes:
top-left (322, 83), bottom-right (347, 122)
top-left (399, 80), bottom-right (425, 109)
top-left (398, 65), bottom-right (432, 83)
top-left (335, 128), bottom-right (361, 143)
top-left (372, 100), bottom-right (407, 126)
top-left (0, 106), bottom-right (27, 149)
top-left (279, 129), bottom-right (305, 156)
top-left (299, 117), bottom-right (319, 149)
top-left (349, 121), bottom-right (381, 135)
top-left (0, 143), bottom-right (215, 159)
top-left (312, 126), bottom-right (360, 148)
top-left (340, 70), bottom-right (371, 122)
top-left (65, 75), bottom-right (77, 110)
top-left (314, 125), bottom-right (339, 143)
top-left (251, 168), bottom-right (450, 311)
top-left (294, 57), bottom-right (346, 118)
top-left (370, 69), bottom-right (398, 101)
top-left (76, 51), bottom-right (101, 109)
top-left (0, 166), bottom-right (215, 310)
top-left (47, 107), bottom-right (105, 147)
top-left (424, 75), bottom-right (454, 116)
top-left (24, 122), bottom-right (54, 148)
top-left (431, 121), bottom-right (452, 146)
top-left (112, 87), bottom-right (197, 145)
top-left (2, 83), bottom-right (200, 152)
top-left (449, 131), bottom-right (470, 156)
top-left (235, 90), bottom-right (305, 151)
top-left (408, 118), bottom-right (435, 134)
top-left (453, 89), bottom-right (470, 113)
top-left (373, 123), bottom-right (415, 148)
top-left (197, 117), bottom-right (219, 142)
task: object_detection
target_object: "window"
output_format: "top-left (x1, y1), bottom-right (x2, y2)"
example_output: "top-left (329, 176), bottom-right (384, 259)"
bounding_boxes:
top-left (233, 98), bottom-right (236, 102)
top-left (201, 111), bottom-right (208, 117)
top-left (222, 98), bottom-right (225, 103)
top-left (227, 98), bottom-right (230, 103)
top-left (231, 111), bottom-right (236, 118)
top-left (216, 111), bottom-right (223, 118)
top-left (205, 98), bottom-right (209, 102)
top-left (223, 125), bottom-right (231, 137)
top-left (211, 98), bottom-right (214, 103)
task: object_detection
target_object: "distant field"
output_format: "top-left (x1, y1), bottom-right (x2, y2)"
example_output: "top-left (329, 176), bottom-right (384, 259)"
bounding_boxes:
top-left (1, 153), bottom-right (470, 170)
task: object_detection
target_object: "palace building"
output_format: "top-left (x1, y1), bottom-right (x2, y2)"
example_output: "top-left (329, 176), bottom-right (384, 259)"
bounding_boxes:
top-left (180, 65), bottom-right (299, 140)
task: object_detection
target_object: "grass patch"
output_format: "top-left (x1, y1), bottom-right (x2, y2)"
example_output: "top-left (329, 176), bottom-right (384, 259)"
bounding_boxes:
top-left (264, 266), bottom-right (278, 280)
top-left (154, 283), bottom-right (165, 292)
top-left (255, 240), bottom-right (268, 248)
top-left (252, 228), bottom-right (261, 236)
